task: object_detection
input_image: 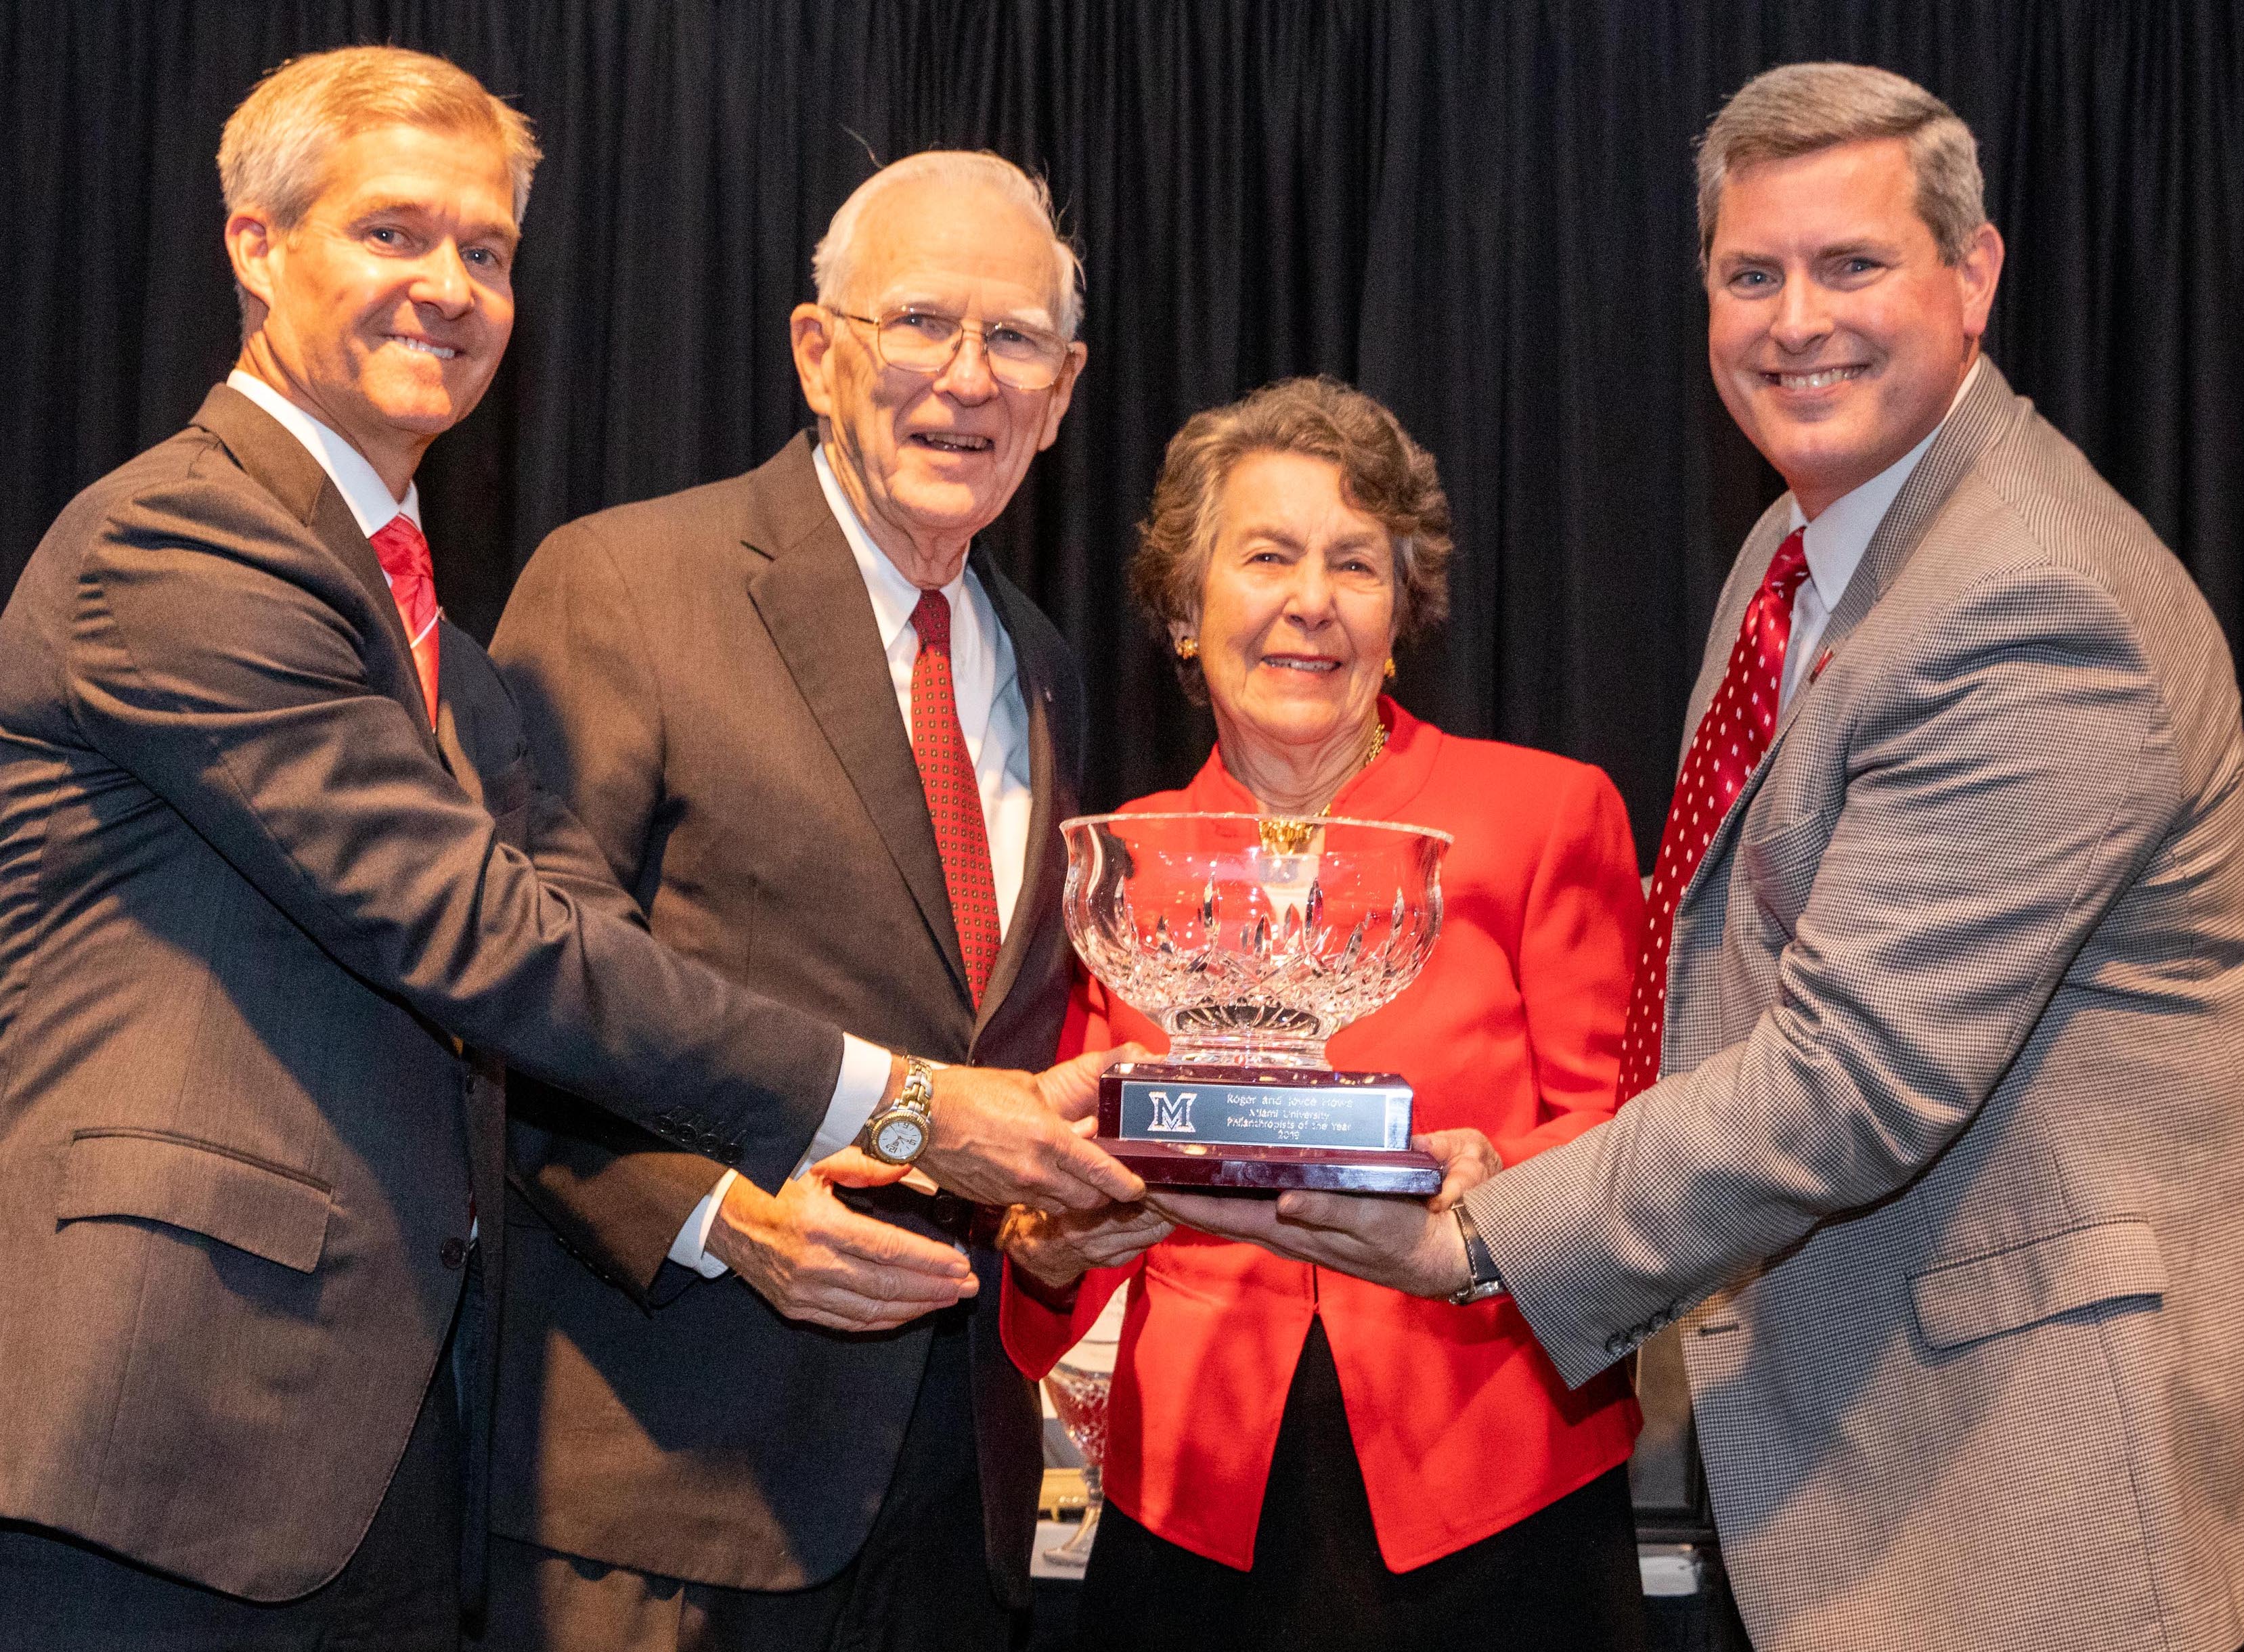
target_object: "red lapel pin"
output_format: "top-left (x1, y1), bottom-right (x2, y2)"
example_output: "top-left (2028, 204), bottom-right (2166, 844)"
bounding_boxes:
top-left (1807, 647), bottom-right (1834, 684)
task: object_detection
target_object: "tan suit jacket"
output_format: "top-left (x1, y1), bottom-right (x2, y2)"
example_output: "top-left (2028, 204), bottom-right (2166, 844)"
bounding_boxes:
top-left (1468, 363), bottom-right (2244, 1652)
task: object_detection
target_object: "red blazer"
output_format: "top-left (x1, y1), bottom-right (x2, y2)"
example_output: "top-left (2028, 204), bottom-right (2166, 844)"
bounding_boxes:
top-left (1004, 700), bottom-right (1645, 1571)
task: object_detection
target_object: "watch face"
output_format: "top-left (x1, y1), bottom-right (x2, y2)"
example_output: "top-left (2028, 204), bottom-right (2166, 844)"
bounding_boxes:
top-left (875, 1115), bottom-right (927, 1163)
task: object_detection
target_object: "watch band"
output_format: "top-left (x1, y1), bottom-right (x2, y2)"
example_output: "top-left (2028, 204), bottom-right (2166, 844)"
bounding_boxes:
top-left (863, 1054), bottom-right (937, 1165)
top-left (1447, 1203), bottom-right (1508, 1305)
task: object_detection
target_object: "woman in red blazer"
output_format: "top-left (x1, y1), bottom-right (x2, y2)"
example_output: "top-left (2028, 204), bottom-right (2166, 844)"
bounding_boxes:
top-left (1003, 380), bottom-right (1646, 1651)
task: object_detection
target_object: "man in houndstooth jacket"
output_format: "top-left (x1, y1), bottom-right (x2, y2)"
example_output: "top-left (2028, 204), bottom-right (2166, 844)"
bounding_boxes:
top-left (1164, 62), bottom-right (2244, 1652)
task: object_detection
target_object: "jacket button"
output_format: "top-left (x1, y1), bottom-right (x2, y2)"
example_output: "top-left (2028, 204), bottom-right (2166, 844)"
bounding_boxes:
top-left (439, 1236), bottom-right (468, 1270)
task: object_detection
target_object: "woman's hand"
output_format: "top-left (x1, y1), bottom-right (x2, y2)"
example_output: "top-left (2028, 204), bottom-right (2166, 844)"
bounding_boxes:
top-left (1417, 1127), bottom-right (1501, 1213)
top-left (1000, 1201), bottom-right (1174, 1295)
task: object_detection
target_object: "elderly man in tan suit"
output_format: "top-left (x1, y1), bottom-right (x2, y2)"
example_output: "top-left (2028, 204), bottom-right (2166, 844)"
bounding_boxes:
top-left (1168, 62), bottom-right (2244, 1652)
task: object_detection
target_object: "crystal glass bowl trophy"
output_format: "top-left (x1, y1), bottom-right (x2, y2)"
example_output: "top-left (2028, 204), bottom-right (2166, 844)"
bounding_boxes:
top-left (1060, 811), bottom-right (1451, 1195)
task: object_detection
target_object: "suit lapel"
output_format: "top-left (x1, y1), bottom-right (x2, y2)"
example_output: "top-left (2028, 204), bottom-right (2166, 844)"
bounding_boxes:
top-left (1684, 360), bottom-right (2027, 901)
top-left (190, 386), bottom-right (486, 1205)
top-left (189, 385), bottom-right (439, 750)
top-left (972, 557), bottom-right (1061, 1039)
top-left (422, 627), bottom-right (512, 1228)
top-left (1677, 504), bottom-right (1791, 753)
top-left (742, 437), bottom-right (971, 1000)
top-left (431, 672), bottom-right (479, 796)
top-left (1758, 361), bottom-right (2026, 759)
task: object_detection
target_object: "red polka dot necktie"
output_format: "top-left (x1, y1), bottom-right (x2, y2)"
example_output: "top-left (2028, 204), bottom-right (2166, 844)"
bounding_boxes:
top-left (908, 590), bottom-right (1000, 1006)
top-left (1616, 527), bottom-right (1811, 1102)
top-left (370, 515), bottom-right (442, 730)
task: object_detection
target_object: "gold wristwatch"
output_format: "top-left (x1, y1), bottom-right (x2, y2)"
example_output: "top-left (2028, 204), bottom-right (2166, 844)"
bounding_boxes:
top-left (864, 1055), bottom-right (936, 1166)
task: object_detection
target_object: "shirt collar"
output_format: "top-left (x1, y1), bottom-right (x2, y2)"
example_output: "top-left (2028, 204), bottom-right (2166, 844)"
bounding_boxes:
top-left (226, 370), bottom-right (420, 538)
top-left (812, 441), bottom-right (981, 655)
top-left (1786, 355), bottom-right (1982, 611)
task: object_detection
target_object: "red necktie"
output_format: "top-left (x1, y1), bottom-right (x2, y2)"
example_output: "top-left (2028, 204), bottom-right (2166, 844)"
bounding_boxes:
top-left (370, 515), bottom-right (441, 729)
top-left (908, 590), bottom-right (1000, 1006)
top-left (1617, 527), bottom-right (1812, 1101)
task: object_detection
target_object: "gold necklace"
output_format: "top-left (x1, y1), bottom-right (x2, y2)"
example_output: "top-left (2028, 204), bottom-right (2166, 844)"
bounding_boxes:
top-left (1258, 720), bottom-right (1388, 855)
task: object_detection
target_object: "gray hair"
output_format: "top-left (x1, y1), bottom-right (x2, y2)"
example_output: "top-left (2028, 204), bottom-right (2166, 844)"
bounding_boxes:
top-left (1696, 62), bottom-right (1987, 266)
top-left (1133, 377), bottom-right (1452, 706)
top-left (219, 46), bottom-right (540, 231)
top-left (812, 151), bottom-right (1084, 340)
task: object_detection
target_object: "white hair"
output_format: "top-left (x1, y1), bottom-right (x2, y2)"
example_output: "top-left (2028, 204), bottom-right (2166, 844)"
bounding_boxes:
top-left (812, 150), bottom-right (1084, 340)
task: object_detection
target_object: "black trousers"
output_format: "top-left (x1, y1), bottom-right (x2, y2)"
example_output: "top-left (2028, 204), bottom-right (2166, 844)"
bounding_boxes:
top-left (0, 1314), bottom-right (468, 1652)
top-left (477, 1308), bottom-right (1020, 1652)
top-left (1074, 1319), bottom-right (1646, 1652)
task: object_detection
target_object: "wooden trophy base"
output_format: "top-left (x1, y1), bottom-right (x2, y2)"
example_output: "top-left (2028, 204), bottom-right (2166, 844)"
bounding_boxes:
top-left (1096, 1062), bottom-right (1443, 1197)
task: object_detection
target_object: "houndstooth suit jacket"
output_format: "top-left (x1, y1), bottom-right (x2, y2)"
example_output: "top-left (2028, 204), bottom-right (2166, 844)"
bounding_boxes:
top-left (1465, 361), bottom-right (2244, 1652)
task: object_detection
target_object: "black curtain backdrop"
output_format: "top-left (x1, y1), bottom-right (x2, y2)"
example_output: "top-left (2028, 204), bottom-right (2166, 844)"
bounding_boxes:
top-left (6, 1), bottom-right (2239, 861)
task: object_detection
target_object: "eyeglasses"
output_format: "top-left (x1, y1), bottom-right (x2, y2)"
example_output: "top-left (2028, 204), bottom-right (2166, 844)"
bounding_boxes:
top-left (831, 306), bottom-right (1072, 392)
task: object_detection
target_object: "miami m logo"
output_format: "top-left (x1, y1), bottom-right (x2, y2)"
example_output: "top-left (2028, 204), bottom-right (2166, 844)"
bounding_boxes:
top-left (1145, 1090), bottom-right (1198, 1134)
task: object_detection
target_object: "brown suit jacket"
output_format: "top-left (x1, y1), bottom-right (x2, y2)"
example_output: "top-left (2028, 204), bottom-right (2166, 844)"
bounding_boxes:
top-left (0, 388), bottom-right (843, 1602)
top-left (489, 432), bottom-right (1083, 1603)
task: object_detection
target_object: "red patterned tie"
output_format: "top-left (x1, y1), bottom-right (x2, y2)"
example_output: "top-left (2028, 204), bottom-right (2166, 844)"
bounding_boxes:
top-left (908, 590), bottom-right (1000, 1004)
top-left (1616, 527), bottom-right (1812, 1101)
top-left (370, 515), bottom-right (441, 729)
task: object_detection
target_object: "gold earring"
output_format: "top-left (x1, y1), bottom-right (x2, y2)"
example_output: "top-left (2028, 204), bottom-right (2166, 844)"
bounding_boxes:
top-left (1383, 656), bottom-right (1396, 680)
top-left (1176, 636), bottom-right (1200, 661)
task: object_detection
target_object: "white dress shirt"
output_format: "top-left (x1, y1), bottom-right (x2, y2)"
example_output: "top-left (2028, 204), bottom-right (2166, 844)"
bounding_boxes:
top-left (669, 445), bottom-right (1036, 1276)
top-left (227, 370), bottom-right (420, 537)
top-left (1780, 357), bottom-right (1983, 710)
top-left (812, 444), bottom-right (1036, 932)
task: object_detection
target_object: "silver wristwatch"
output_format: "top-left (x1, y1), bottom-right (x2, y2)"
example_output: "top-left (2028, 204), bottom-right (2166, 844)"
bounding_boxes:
top-left (1448, 1203), bottom-right (1508, 1305)
top-left (864, 1055), bottom-right (936, 1166)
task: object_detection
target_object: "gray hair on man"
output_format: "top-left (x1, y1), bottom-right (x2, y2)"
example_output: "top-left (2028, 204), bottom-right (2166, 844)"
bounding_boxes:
top-left (1696, 62), bottom-right (1987, 267)
top-left (219, 45), bottom-right (542, 230)
top-left (813, 151), bottom-right (1086, 340)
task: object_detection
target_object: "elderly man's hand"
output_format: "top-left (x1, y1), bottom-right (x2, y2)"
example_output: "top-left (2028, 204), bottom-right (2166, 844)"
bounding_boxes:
top-left (705, 1161), bottom-right (977, 1333)
top-left (1149, 1178), bottom-right (1473, 1299)
top-left (1000, 1201), bottom-right (1174, 1295)
top-left (1032, 1042), bottom-right (1151, 1124)
top-left (918, 1052), bottom-right (1146, 1212)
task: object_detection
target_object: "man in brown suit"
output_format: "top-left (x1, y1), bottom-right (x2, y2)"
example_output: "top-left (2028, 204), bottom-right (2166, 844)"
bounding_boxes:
top-left (482, 154), bottom-right (1098, 1650)
top-left (0, 56), bottom-right (1132, 1651)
